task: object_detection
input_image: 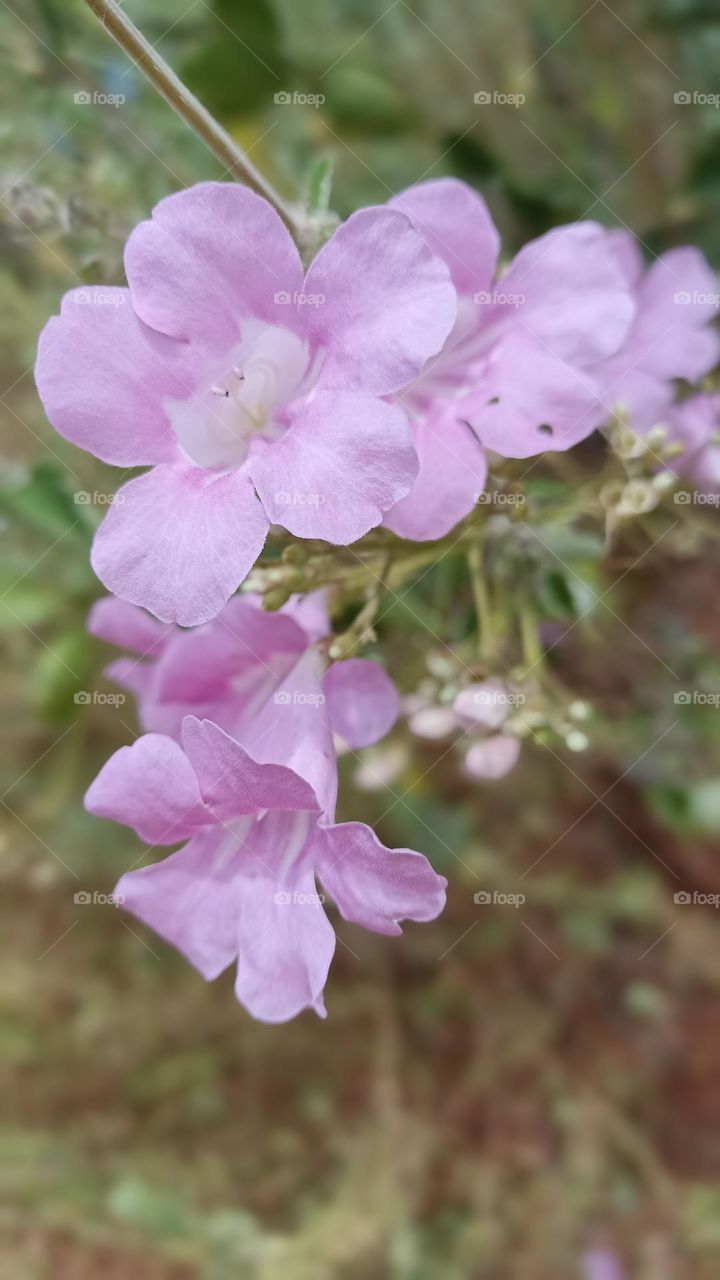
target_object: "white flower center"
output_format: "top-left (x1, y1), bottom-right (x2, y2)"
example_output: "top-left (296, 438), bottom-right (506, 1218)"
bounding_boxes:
top-left (167, 322), bottom-right (315, 469)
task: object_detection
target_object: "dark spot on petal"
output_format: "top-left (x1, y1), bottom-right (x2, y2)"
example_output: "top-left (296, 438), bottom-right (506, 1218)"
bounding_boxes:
top-left (538, 423), bottom-right (554, 436)
top-left (487, 396), bottom-right (500, 406)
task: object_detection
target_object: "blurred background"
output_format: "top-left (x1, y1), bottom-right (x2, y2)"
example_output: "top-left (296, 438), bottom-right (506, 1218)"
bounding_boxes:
top-left (2, 1), bottom-right (720, 1276)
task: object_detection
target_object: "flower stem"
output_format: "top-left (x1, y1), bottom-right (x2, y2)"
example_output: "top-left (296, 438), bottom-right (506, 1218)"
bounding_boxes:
top-left (81, 0), bottom-right (304, 237)
top-left (518, 603), bottom-right (543, 674)
top-left (467, 542), bottom-right (495, 661)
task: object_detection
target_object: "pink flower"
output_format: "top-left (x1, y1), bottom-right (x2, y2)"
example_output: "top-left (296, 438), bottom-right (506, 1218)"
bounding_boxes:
top-left (85, 718), bottom-right (446, 1022)
top-left (381, 178), bottom-right (636, 539)
top-left (593, 232), bottom-right (719, 430)
top-left (36, 182), bottom-right (456, 624)
top-left (88, 591), bottom-right (399, 816)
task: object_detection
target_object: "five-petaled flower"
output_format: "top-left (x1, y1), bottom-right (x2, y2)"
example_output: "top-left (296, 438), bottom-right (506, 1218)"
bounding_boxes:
top-left (36, 182), bottom-right (456, 624)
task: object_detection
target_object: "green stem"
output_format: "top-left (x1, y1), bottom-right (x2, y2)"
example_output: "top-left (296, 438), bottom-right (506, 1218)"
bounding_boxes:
top-left (81, 0), bottom-right (304, 237)
top-left (246, 518), bottom-right (491, 609)
top-left (518, 603), bottom-right (543, 675)
top-left (467, 542), bottom-right (494, 660)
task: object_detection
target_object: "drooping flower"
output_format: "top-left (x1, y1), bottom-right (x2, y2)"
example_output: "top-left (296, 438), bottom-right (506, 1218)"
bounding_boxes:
top-left (85, 717), bottom-right (446, 1022)
top-left (88, 591), bottom-right (399, 815)
top-left (36, 182), bottom-right (456, 624)
top-left (593, 232), bottom-right (719, 431)
top-left (380, 178), bottom-right (637, 540)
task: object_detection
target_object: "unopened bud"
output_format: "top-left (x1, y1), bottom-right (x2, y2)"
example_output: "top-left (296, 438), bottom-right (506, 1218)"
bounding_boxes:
top-left (600, 480), bottom-right (626, 511)
top-left (282, 543), bottom-right (309, 567)
top-left (328, 632), bottom-right (358, 660)
top-left (645, 424), bottom-right (668, 448)
top-left (651, 469), bottom-right (677, 494)
top-left (262, 586), bottom-right (293, 611)
top-left (568, 700), bottom-right (590, 721)
top-left (611, 420), bottom-right (647, 459)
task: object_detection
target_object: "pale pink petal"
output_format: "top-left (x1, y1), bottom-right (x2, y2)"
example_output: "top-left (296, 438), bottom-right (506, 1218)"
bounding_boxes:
top-left (594, 245), bottom-right (719, 427)
top-left (87, 596), bottom-right (172, 656)
top-left (323, 659), bottom-right (399, 749)
top-left (282, 589), bottom-right (330, 643)
top-left (390, 177), bottom-right (500, 297)
top-left (318, 821), bottom-right (447, 936)
top-left (102, 656), bottom-right (156, 707)
top-left (606, 229), bottom-right (644, 288)
top-left (35, 288), bottom-right (190, 466)
top-left (464, 735), bottom-right (520, 779)
top-left (303, 207), bottom-right (456, 395)
top-left (454, 679), bottom-right (511, 730)
top-left (90, 463), bottom-right (268, 626)
top-left (598, 248), bottom-right (720, 412)
top-left (152, 599), bottom-right (305, 705)
top-left (181, 716), bottom-right (321, 821)
top-left (666, 394), bottom-right (720, 492)
top-left (235, 866), bottom-right (335, 1022)
top-left (235, 647), bottom-right (338, 818)
top-left (464, 334), bottom-right (600, 457)
top-left (497, 222), bottom-right (635, 364)
top-left (251, 391), bottom-right (418, 542)
top-left (84, 734), bottom-right (210, 844)
top-left (124, 182), bottom-right (304, 349)
top-left (598, 367), bottom-right (672, 430)
top-left (668, 393), bottom-right (720, 458)
top-left (115, 828), bottom-right (247, 979)
top-left (408, 706), bottom-right (458, 740)
top-left (384, 410), bottom-right (486, 540)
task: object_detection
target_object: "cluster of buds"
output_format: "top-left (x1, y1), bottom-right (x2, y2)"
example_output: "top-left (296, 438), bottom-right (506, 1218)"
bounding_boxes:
top-left (601, 411), bottom-right (684, 525)
top-left (401, 652), bottom-right (592, 781)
